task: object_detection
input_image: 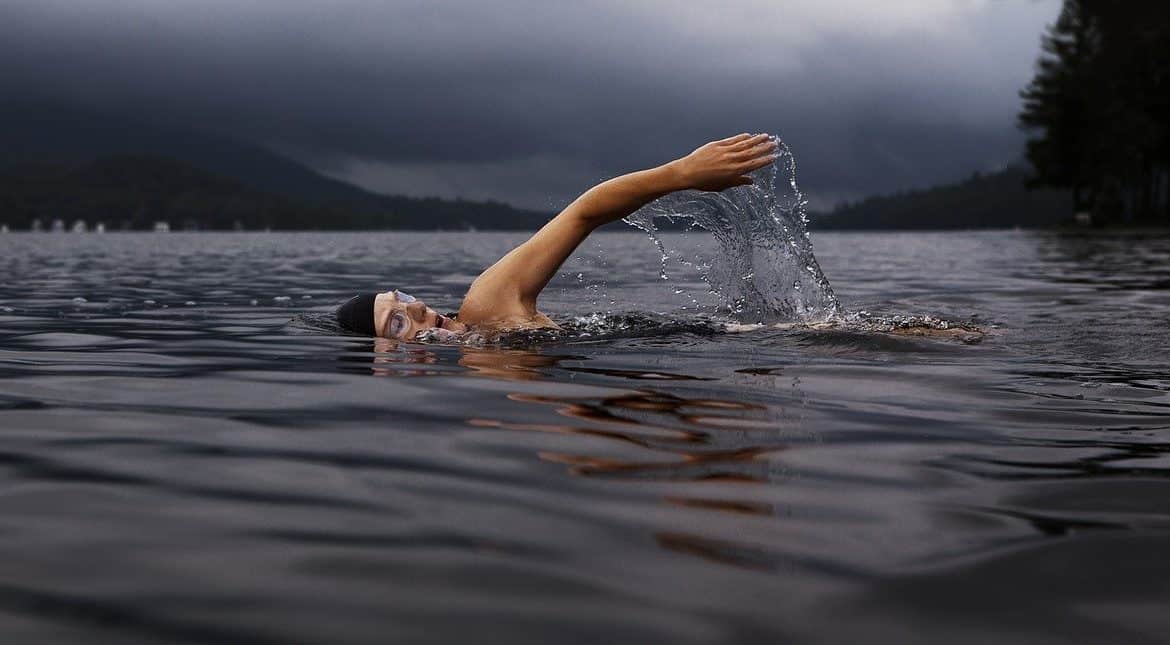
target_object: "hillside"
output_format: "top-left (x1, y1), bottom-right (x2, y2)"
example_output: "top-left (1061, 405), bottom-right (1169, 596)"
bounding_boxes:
top-left (0, 104), bottom-right (377, 204)
top-left (0, 104), bottom-right (552, 230)
top-left (810, 165), bottom-right (1074, 230)
top-left (0, 155), bottom-right (551, 231)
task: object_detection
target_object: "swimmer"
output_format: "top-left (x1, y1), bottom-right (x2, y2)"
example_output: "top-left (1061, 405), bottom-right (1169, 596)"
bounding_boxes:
top-left (336, 133), bottom-right (779, 339)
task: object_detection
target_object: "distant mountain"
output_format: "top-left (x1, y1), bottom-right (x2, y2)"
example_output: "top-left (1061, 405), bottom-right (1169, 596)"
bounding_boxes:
top-left (2, 155), bottom-right (302, 230)
top-left (0, 104), bottom-right (552, 230)
top-left (810, 165), bottom-right (1074, 230)
top-left (0, 155), bottom-right (551, 231)
top-left (0, 103), bottom-right (378, 204)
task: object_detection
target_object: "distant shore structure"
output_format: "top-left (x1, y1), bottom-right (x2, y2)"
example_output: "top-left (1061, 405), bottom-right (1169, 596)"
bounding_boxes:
top-left (71, 220), bottom-right (87, 233)
top-left (153, 221), bottom-right (171, 233)
top-left (51, 219), bottom-right (65, 233)
top-left (30, 219), bottom-right (43, 232)
top-left (0, 224), bottom-right (9, 234)
top-left (96, 223), bottom-right (106, 234)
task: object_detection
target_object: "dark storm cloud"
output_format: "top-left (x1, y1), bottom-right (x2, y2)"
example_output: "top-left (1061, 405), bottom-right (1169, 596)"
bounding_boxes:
top-left (0, 0), bottom-right (1058, 209)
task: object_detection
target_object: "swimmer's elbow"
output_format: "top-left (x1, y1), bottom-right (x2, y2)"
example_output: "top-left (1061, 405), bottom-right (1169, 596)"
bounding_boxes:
top-left (561, 207), bottom-right (605, 233)
top-left (559, 189), bottom-right (626, 232)
top-left (563, 163), bottom-right (684, 230)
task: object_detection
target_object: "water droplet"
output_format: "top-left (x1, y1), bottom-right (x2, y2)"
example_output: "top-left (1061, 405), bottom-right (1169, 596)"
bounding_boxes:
top-left (71, 297), bottom-right (87, 304)
top-left (185, 301), bottom-right (196, 306)
top-left (622, 132), bottom-right (837, 323)
top-left (273, 296), bottom-right (291, 302)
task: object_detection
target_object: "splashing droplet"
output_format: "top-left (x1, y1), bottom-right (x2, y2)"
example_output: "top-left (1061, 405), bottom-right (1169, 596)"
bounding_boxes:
top-left (624, 135), bottom-right (838, 323)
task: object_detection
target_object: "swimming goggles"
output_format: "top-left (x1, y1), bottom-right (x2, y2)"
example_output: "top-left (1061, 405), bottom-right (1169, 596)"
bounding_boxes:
top-left (386, 290), bottom-right (419, 339)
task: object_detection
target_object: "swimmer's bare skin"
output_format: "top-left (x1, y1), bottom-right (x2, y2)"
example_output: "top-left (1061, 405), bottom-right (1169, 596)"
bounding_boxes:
top-left (456, 133), bottom-right (778, 330)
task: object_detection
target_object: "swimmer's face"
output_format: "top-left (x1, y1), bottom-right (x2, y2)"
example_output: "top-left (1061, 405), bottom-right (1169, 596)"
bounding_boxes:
top-left (374, 290), bottom-right (466, 340)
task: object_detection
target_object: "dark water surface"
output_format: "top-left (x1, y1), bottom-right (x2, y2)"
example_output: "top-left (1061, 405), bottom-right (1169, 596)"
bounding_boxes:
top-left (1, 230), bottom-right (1168, 644)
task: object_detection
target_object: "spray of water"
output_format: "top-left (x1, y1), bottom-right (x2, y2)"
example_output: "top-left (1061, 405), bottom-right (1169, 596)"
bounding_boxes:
top-left (623, 135), bottom-right (839, 323)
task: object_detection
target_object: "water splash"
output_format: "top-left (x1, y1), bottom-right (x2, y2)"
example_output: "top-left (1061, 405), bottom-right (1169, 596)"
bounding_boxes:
top-left (623, 135), bottom-right (839, 323)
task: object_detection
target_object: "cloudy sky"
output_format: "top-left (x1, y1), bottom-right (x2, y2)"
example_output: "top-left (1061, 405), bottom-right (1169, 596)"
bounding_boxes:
top-left (1, 0), bottom-right (1059, 210)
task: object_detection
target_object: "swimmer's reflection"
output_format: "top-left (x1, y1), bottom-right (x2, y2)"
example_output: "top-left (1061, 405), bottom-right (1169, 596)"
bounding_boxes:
top-left (456, 347), bottom-right (579, 381)
top-left (469, 377), bottom-right (793, 569)
top-left (362, 342), bottom-right (797, 570)
top-left (471, 388), bottom-right (783, 482)
top-left (366, 337), bottom-right (442, 377)
top-left (654, 532), bottom-right (779, 572)
top-left (361, 345), bottom-right (789, 487)
top-left (360, 341), bottom-right (577, 380)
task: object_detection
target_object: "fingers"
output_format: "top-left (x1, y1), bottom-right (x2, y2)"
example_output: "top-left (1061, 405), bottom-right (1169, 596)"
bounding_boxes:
top-left (734, 176), bottom-right (754, 187)
top-left (726, 133), bottom-right (772, 152)
top-left (718, 132), bottom-right (754, 145)
top-left (737, 152), bottom-right (778, 173)
top-left (730, 138), bottom-right (778, 161)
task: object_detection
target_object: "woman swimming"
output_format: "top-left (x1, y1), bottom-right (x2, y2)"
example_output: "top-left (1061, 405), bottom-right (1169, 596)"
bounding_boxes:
top-left (336, 133), bottom-right (779, 339)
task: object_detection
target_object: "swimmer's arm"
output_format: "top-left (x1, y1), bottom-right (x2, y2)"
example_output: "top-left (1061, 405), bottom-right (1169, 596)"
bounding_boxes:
top-left (459, 133), bottom-right (777, 323)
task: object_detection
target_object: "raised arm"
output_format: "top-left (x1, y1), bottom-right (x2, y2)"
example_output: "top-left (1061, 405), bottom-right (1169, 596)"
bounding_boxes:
top-left (457, 133), bottom-right (778, 327)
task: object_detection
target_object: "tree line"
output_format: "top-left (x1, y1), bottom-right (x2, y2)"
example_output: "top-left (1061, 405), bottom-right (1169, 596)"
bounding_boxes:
top-left (0, 155), bottom-right (551, 231)
top-left (1020, 0), bottom-right (1170, 224)
top-left (813, 165), bottom-right (1071, 230)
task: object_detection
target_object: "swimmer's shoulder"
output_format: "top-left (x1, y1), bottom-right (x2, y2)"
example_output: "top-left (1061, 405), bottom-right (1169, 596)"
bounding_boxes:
top-left (478, 312), bottom-right (560, 332)
top-left (457, 308), bottom-right (560, 334)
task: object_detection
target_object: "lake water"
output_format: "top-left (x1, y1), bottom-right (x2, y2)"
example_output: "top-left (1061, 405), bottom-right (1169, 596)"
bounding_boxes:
top-left (0, 230), bottom-right (1168, 644)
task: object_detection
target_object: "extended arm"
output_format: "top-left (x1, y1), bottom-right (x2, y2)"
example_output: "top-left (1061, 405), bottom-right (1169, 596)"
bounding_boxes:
top-left (457, 133), bottom-right (778, 326)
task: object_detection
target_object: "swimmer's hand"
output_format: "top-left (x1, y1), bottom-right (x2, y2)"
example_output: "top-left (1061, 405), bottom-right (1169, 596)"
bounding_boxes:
top-left (668, 133), bottom-right (778, 192)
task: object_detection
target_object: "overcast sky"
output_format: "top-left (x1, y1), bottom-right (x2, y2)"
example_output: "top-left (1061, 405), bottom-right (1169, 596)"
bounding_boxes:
top-left (1, 0), bottom-right (1059, 210)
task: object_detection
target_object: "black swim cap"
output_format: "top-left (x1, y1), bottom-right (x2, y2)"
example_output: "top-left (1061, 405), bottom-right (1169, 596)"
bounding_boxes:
top-left (336, 293), bottom-right (377, 336)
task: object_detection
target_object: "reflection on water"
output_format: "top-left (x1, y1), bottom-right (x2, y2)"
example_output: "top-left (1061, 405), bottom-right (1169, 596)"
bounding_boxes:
top-left (0, 230), bottom-right (1168, 644)
top-left (460, 352), bottom-right (791, 570)
top-left (475, 388), bottom-right (781, 479)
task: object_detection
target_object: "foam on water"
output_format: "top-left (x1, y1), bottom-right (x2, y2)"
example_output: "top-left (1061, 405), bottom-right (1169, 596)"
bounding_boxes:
top-left (623, 135), bottom-right (839, 324)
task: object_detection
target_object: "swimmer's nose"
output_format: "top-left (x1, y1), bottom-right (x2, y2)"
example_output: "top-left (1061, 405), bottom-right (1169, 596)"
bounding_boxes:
top-left (405, 301), bottom-right (428, 322)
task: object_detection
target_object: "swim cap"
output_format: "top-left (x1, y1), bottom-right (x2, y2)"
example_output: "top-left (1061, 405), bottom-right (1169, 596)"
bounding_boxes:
top-left (336, 293), bottom-right (377, 336)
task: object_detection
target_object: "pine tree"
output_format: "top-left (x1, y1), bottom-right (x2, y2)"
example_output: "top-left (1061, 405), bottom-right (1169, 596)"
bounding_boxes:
top-left (1019, 0), bottom-right (1101, 216)
top-left (1020, 1), bottom-right (1170, 222)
